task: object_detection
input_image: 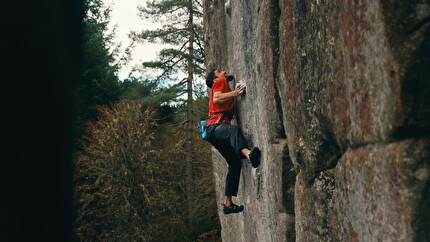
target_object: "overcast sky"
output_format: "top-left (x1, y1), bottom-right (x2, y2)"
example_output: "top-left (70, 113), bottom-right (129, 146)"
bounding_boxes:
top-left (106, 0), bottom-right (204, 86)
top-left (107, 0), bottom-right (162, 80)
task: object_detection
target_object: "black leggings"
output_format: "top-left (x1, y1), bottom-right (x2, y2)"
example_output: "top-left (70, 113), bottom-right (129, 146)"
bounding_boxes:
top-left (206, 123), bottom-right (249, 196)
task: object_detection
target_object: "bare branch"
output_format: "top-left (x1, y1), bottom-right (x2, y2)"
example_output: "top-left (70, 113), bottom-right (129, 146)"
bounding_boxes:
top-left (194, 0), bottom-right (203, 9)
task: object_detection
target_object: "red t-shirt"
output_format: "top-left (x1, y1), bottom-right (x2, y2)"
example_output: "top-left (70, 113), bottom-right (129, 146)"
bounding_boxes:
top-left (206, 77), bottom-right (234, 126)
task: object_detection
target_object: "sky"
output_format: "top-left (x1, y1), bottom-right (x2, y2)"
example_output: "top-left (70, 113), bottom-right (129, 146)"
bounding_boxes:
top-left (107, 0), bottom-right (163, 80)
top-left (106, 0), bottom-right (205, 86)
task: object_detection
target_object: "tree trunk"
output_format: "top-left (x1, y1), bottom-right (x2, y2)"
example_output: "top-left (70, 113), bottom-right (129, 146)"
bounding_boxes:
top-left (185, 0), bottom-right (195, 233)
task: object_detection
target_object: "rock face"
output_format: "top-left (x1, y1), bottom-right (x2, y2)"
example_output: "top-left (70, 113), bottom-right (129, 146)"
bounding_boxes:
top-left (203, 0), bottom-right (430, 241)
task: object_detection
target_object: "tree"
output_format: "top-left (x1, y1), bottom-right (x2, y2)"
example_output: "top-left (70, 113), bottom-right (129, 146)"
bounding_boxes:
top-left (72, 0), bottom-right (129, 146)
top-left (74, 100), bottom-right (189, 241)
top-left (132, 0), bottom-right (205, 83)
top-left (74, 99), bottom-right (219, 241)
top-left (131, 0), bottom-right (205, 233)
top-left (73, 0), bottom-right (219, 240)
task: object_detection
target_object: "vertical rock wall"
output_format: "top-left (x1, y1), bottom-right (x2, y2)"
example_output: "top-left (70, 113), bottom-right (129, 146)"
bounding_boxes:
top-left (203, 0), bottom-right (430, 241)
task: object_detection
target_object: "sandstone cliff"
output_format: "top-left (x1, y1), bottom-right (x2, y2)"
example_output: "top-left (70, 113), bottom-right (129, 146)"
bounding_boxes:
top-left (203, 0), bottom-right (429, 241)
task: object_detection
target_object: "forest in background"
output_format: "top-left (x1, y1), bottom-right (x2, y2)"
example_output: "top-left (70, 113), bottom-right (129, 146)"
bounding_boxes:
top-left (72, 0), bottom-right (220, 240)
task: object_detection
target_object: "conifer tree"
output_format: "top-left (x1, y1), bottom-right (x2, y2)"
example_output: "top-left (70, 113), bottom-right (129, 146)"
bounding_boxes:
top-left (132, 0), bottom-right (205, 233)
top-left (73, 0), bottom-right (130, 145)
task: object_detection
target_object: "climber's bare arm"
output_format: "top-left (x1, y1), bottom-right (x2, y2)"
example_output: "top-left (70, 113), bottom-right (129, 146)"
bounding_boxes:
top-left (213, 91), bottom-right (240, 104)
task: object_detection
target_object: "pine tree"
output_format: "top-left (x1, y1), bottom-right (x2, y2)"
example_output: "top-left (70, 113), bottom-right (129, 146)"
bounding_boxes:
top-left (132, 0), bottom-right (205, 82)
top-left (132, 0), bottom-right (205, 234)
top-left (72, 0), bottom-right (127, 146)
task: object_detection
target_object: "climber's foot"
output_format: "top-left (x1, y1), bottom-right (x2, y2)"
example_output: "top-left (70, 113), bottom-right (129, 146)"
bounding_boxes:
top-left (223, 203), bottom-right (244, 214)
top-left (249, 147), bottom-right (261, 168)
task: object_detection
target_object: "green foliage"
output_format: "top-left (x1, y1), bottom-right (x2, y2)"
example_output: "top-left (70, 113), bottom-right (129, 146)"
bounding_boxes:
top-left (74, 101), bottom-right (187, 241)
top-left (289, 166), bottom-right (299, 175)
top-left (73, 1), bottom-right (218, 241)
top-left (119, 77), bottom-right (185, 113)
top-left (131, 0), bottom-right (205, 83)
top-left (72, 0), bottom-right (125, 146)
top-left (153, 121), bottom-right (219, 240)
top-left (74, 100), bottom-right (219, 241)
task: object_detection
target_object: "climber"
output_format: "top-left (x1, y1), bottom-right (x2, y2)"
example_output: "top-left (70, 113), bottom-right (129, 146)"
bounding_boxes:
top-left (204, 68), bottom-right (261, 215)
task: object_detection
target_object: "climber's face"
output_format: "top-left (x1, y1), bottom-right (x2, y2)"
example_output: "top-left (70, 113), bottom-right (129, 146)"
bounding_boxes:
top-left (214, 69), bottom-right (227, 79)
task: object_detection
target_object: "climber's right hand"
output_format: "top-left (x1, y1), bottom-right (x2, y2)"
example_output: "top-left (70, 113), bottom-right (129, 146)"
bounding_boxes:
top-left (235, 82), bottom-right (246, 95)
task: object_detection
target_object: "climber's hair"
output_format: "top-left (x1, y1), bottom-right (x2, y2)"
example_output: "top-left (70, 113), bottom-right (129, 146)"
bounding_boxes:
top-left (206, 69), bottom-right (217, 88)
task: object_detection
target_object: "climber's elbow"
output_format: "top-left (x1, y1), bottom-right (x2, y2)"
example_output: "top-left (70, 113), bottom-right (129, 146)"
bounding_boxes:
top-left (213, 92), bottom-right (222, 104)
top-left (213, 91), bottom-right (233, 104)
top-left (213, 97), bottom-right (221, 104)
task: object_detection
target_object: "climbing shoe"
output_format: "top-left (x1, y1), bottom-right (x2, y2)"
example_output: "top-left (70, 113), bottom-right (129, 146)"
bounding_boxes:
top-left (223, 203), bottom-right (244, 215)
top-left (249, 147), bottom-right (261, 168)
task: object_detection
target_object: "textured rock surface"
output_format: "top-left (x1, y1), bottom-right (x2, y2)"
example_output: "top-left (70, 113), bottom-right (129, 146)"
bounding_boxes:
top-left (330, 139), bottom-right (429, 242)
top-left (203, 0), bottom-right (429, 241)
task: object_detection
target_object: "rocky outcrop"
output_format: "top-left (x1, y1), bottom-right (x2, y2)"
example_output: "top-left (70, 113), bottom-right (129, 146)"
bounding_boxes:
top-left (203, 0), bottom-right (430, 241)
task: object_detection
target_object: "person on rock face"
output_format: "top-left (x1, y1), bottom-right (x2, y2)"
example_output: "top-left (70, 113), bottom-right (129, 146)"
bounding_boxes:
top-left (204, 68), bottom-right (261, 215)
